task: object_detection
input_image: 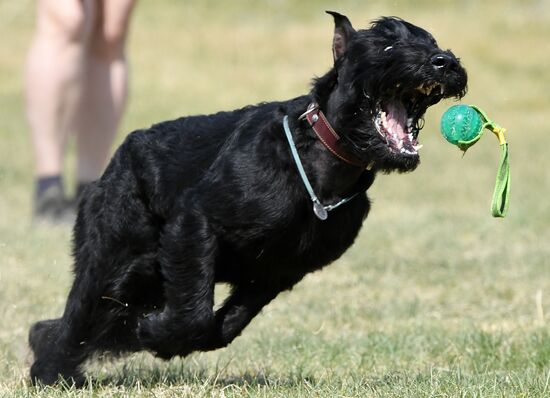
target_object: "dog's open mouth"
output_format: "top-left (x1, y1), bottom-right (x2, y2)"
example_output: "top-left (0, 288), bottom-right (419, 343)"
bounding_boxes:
top-left (373, 82), bottom-right (444, 156)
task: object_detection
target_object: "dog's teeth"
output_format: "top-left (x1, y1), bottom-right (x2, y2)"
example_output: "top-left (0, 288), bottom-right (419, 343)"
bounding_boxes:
top-left (400, 148), bottom-right (417, 155)
top-left (440, 85), bottom-right (445, 95)
top-left (417, 83), bottom-right (433, 95)
top-left (375, 115), bottom-right (385, 137)
top-left (413, 144), bottom-right (424, 151)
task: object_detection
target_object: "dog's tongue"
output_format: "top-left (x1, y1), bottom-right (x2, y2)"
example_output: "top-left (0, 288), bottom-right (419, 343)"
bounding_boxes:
top-left (385, 101), bottom-right (408, 139)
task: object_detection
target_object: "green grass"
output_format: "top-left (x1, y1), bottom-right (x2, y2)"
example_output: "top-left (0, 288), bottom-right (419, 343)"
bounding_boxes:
top-left (1, 0), bottom-right (550, 396)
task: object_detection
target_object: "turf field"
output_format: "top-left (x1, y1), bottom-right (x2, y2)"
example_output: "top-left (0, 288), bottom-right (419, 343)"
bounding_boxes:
top-left (1, 1), bottom-right (550, 396)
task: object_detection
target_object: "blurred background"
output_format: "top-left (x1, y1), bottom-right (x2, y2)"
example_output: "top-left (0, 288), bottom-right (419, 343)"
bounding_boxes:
top-left (1, 0), bottom-right (550, 396)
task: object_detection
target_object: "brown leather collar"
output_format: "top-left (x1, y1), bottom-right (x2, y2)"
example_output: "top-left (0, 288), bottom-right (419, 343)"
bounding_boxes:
top-left (300, 103), bottom-right (369, 168)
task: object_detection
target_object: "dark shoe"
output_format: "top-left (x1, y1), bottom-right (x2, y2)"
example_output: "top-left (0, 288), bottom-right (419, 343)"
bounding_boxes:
top-left (33, 185), bottom-right (76, 226)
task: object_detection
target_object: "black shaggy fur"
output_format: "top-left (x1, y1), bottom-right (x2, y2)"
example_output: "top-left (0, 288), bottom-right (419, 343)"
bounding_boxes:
top-left (29, 12), bottom-right (467, 385)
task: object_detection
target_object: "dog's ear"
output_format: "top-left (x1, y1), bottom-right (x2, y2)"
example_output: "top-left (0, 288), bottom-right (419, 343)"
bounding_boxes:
top-left (326, 11), bottom-right (356, 62)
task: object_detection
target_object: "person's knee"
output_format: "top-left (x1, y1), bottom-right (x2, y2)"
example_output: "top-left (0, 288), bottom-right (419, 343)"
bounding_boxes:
top-left (60, 11), bottom-right (88, 42)
top-left (93, 24), bottom-right (128, 60)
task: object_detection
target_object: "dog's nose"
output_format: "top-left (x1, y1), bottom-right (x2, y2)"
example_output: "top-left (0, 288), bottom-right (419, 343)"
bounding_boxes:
top-left (430, 53), bottom-right (458, 71)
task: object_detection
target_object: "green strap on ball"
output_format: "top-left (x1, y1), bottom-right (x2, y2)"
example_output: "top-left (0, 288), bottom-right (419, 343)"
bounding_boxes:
top-left (491, 141), bottom-right (510, 218)
top-left (440, 105), bottom-right (510, 218)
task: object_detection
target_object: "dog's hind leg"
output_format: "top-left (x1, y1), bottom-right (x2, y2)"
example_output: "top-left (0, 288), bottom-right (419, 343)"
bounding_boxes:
top-left (28, 317), bottom-right (86, 386)
top-left (28, 259), bottom-right (148, 385)
top-left (28, 273), bottom-right (99, 386)
top-left (136, 211), bottom-right (219, 359)
top-left (29, 218), bottom-right (122, 386)
top-left (30, 183), bottom-right (161, 385)
top-left (30, 252), bottom-right (164, 385)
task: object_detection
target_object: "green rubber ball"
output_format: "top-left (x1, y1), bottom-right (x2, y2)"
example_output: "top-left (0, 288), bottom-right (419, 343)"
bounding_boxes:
top-left (440, 104), bottom-right (483, 145)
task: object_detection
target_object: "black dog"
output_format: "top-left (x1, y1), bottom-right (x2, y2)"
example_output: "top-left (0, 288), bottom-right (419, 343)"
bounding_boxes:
top-left (29, 12), bottom-right (467, 385)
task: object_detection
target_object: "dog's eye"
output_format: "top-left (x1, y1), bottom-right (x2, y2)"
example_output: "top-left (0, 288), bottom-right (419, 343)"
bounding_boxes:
top-left (384, 46), bottom-right (393, 52)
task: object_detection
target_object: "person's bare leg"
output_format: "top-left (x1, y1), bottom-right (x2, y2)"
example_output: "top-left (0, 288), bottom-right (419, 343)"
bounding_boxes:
top-left (25, 0), bottom-right (96, 222)
top-left (74, 0), bottom-right (136, 190)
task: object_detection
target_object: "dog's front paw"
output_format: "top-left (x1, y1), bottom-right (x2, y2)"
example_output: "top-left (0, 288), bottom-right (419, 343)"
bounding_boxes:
top-left (137, 313), bottom-right (177, 359)
top-left (137, 312), bottom-right (212, 358)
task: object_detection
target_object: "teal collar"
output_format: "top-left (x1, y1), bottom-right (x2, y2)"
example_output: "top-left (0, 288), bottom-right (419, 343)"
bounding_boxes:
top-left (282, 115), bottom-right (359, 220)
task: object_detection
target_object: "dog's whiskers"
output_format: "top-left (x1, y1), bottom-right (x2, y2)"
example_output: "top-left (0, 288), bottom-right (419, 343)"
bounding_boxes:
top-left (101, 296), bottom-right (129, 308)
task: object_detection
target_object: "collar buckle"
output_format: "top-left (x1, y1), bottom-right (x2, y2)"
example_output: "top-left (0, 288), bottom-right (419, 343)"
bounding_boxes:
top-left (298, 103), bottom-right (319, 121)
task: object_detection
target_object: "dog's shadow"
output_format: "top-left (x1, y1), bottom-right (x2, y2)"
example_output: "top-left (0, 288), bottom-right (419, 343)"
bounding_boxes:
top-left (92, 371), bottom-right (317, 392)
top-left (85, 355), bottom-right (317, 390)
